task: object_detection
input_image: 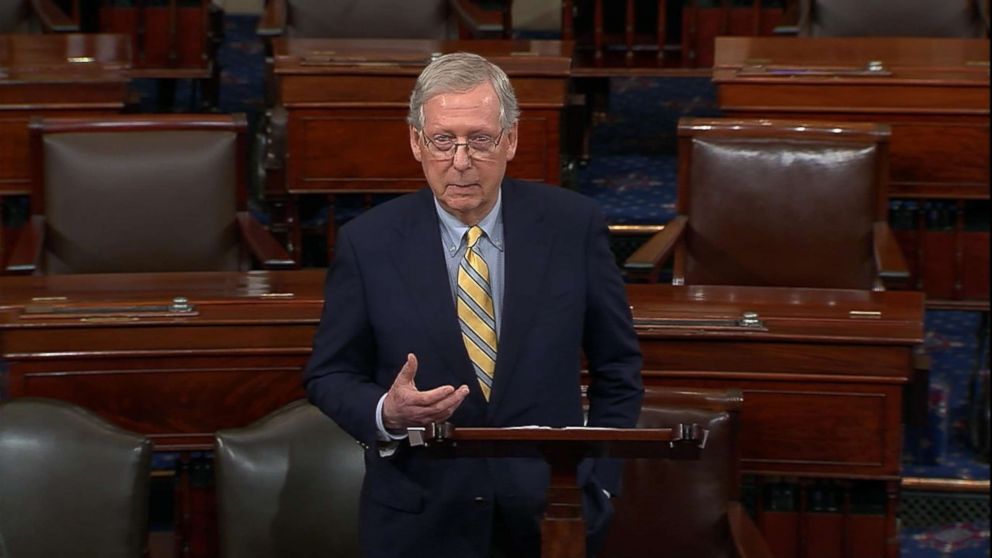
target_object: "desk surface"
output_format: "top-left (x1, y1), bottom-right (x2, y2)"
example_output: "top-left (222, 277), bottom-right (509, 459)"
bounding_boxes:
top-left (0, 271), bottom-right (924, 477)
top-left (714, 36), bottom-right (990, 78)
top-left (628, 283), bottom-right (923, 345)
top-left (0, 33), bottom-right (131, 83)
top-left (0, 270), bottom-right (922, 344)
top-left (0, 270), bottom-right (325, 308)
top-left (273, 38), bottom-right (572, 77)
top-left (712, 37), bottom-right (990, 113)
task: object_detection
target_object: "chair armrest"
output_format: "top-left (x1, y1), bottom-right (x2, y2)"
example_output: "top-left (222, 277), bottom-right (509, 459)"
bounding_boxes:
top-left (873, 221), bottom-right (910, 291)
top-left (236, 212), bottom-right (296, 269)
top-left (256, 0), bottom-right (287, 38)
top-left (623, 215), bottom-right (687, 283)
top-left (5, 215), bottom-right (45, 275)
top-left (727, 501), bottom-right (774, 558)
top-left (30, 0), bottom-right (80, 32)
top-left (644, 387), bottom-right (743, 413)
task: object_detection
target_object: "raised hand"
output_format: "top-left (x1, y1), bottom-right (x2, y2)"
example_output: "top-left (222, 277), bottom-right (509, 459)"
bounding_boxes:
top-left (382, 353), bottom-right (470, 430)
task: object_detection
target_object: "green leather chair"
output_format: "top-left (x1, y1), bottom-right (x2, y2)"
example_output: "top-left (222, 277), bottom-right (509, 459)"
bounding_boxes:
top-left (0, 397), bottom-right (152, 558)
top-left (215, 400), bottom-right (365, 558)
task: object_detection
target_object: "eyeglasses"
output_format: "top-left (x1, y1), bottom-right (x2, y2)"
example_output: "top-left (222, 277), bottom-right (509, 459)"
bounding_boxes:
top-left (420, 130), bottom-right (505, 161)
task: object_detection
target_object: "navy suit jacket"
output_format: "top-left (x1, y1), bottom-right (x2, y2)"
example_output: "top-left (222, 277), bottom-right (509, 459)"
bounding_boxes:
top-left (304, 178), bottom-right (643, 558)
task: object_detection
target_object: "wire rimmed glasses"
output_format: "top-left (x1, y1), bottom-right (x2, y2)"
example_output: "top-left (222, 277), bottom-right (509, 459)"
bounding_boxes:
top-left (420, 130), bottom-right (505, 161)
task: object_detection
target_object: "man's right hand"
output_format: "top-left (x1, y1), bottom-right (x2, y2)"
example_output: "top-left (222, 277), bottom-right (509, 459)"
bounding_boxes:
top-left (382, 353), bottom-right (470, 431)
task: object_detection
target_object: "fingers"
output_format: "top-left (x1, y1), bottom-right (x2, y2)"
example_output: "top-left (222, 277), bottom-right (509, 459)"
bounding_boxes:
top-left (408, 384), bottom-right (469, 424)
top-left (382, 353), bottom-right (472, 429)
top-left (421, 385), bottom-right (470, 423)
top-left (410, 383), bottom-right (456, 406)
top-left (392, 353), bottom-right (418, 388)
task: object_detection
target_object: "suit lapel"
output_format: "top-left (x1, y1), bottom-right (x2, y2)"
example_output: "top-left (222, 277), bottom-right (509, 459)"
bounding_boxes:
top-left (489, 179), bottom-right (553, 414)
top-left (389, 190), bottom-right (477, 391)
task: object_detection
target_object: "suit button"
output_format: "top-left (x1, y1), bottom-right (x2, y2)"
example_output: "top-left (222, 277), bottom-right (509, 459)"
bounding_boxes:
top-left (473, 496), bottom-right (488, 506)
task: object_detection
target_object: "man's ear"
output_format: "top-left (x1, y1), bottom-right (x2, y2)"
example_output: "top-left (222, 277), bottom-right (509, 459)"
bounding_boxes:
top-left (504, 121), bottom-right (519, 162)
top-left (409, 126), bottom-right (423, 162)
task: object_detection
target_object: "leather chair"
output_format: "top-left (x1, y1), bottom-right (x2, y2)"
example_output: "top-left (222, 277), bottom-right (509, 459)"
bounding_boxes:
top-left (257, 0), bottom-right (455, 39)
top-left (599, 387), bottom-right (772, 558)
top-left (214, 399), bottom-right (364, 558)
top-left (0, 397), bottom-right (152, 558)
top-left (797, 0), bottom-right (990, 37)
top-left (0, 0), bottom-right (78, 33)
top-left (625, 117), bottom-right (909, 290)
top-left (4, 114), bottom-right (294, 274)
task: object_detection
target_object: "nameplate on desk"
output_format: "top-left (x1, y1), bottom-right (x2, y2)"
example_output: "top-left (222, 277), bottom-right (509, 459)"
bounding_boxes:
top-left (19, 304), bottom-right (198, 320)
top-left (299, 53), bottom-right (431, 67)
top-left (736, 64), bottom-right (892, 77)
top-left (634, 313), bottom-right (767, 332)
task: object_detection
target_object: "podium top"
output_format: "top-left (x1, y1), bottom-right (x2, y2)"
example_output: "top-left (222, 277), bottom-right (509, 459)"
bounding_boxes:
top-left (409, 423), bottom-right (706, 460)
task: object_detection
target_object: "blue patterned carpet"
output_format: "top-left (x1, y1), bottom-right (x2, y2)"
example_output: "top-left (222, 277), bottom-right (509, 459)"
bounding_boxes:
top-left (194, 14), bottom-right (991, 556)
top-left (575, 76), bottom-right (721, 225)
top-left (905, 311), bottom-right (989, 481)
top-left (902, 309), bottom-right (990, 557)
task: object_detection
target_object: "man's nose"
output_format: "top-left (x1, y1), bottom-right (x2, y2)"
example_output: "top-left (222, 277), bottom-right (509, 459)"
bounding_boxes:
top-left (452, 144), bottom-right (473, 171)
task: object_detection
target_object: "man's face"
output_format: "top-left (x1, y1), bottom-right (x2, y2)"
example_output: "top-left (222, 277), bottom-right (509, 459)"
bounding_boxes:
top-left (410, 82), bottom-right (518, 225)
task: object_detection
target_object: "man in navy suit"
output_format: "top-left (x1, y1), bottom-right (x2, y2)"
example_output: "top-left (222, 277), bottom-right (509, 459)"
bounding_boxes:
top-left (304, 52), bottom-right (643, 558)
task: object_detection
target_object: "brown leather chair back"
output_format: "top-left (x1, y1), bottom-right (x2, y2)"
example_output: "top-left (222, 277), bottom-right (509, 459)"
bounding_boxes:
top-left (798, 0), bottom-right (990, 37)
top-left (0, 397), bottom-right (152, 558)
top-left (676, 118), bottom-right (889, 289)
top-left (286, 0), bottom-right (453, 39)
top-left (600, 388), bottom-right (743, 558)
top-left (215, 399), bottom-right (364, 558)
top-left (31, 114), bottom-right (250, 273)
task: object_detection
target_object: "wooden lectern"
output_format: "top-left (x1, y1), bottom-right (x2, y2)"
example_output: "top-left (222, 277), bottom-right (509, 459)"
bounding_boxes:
top-left (409, 422), bottom-right (706, 558)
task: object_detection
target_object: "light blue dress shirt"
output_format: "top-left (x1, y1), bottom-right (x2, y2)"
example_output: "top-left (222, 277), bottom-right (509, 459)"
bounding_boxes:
top-left (434, 191), bottom-right (505, 336)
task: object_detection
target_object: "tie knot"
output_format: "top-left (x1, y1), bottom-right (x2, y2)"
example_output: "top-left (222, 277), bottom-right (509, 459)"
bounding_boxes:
top-left (466, 226), bottom-right (484, 249)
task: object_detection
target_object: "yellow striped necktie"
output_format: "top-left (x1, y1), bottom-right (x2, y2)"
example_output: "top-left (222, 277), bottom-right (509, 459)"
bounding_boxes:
top-left (457, 226), bottom-right (497, 401)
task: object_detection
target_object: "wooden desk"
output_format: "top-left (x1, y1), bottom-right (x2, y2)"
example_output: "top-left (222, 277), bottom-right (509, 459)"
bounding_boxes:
top-left (712, 37), bottom-right (990, 306)
top-left (0, 270), bottom-right (322, 449)
top-left (629, 284), bottom-right (924, 479)
top-left (0, 272), bottom-right (922, 462)
top-left (0, 33), bottom-right (131, 266)
top-left (714, 36), bottom-right (990, 199)
top-left (0, 272), bottom-right (923, 558)
top-left (0, 34), bottom-right (131, 195)
top-left (267, 38), bottom-right (571, 263)
top-left (629, 284), bottom-right (924, 558)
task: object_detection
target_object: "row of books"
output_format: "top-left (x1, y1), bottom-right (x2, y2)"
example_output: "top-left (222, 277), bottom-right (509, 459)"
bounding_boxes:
top-left (743, 477), bottom-right (890, 558)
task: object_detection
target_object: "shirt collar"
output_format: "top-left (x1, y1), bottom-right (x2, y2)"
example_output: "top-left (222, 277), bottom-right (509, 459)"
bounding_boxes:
top-left (434, 189), bottom-right (504, 255)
